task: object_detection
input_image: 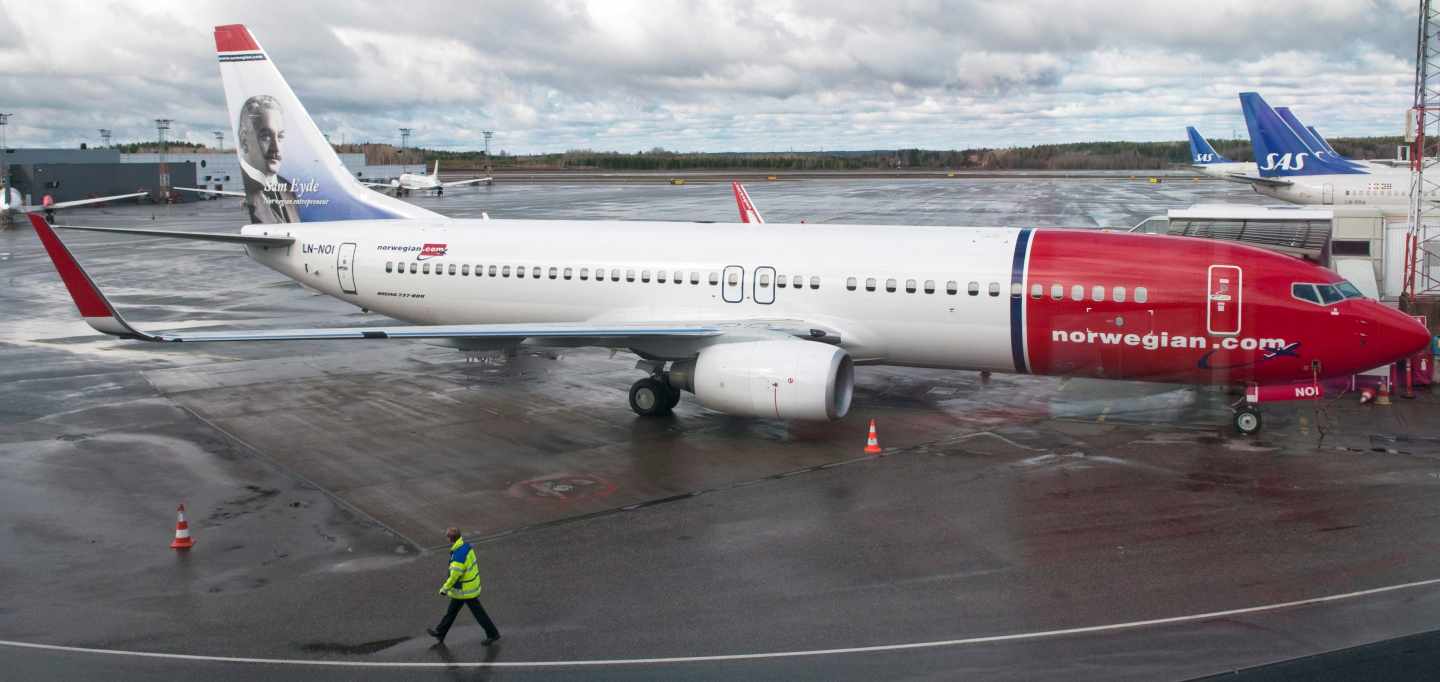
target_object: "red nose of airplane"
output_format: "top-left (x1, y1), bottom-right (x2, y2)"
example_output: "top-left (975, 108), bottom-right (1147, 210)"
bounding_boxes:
top-left (1359, 301), bottom-right (1432, 369)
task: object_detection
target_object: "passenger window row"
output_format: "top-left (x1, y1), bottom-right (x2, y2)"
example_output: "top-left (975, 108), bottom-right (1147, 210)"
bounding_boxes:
top-left (768, 273), bottom-right (821, 290)
top-left (384, 261), bottom-right (720, 286)
top-left (1030, 283), bottom-right (1149, 304)
top-left (842, 277), bottom-right (996, 296)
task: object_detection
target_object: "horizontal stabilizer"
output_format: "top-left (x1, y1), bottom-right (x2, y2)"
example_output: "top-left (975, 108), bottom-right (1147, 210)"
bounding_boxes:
top-left (54, 224), bottom-right (296, 245)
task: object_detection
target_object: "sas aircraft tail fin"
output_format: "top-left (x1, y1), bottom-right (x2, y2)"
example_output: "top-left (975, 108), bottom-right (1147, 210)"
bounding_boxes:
top-left (1306, 125), bottom-right (1343, 157)
top-left (1274, 107), bottom-right (1362, 169)
top-left (214, 24), bottom-right (438, 223)
top-left (1186, 127), bottom-right (1230, 164)
top-left (1239, 92), bottom-right (1366, 177)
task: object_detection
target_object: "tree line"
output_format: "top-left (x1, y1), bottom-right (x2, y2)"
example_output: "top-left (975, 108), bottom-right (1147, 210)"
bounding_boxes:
top-left (375, 137), bottom-right (1410, 171)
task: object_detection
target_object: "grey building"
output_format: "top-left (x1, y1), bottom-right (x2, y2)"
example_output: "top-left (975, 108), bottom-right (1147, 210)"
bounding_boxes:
top-left (2, 148), bottom-right (198, 205)
top-left (6, 162), bottom-right (196, 206)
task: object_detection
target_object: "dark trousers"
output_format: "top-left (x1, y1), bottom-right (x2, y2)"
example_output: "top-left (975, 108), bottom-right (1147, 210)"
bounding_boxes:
top-left (435, 597), bottom-right (500, 640)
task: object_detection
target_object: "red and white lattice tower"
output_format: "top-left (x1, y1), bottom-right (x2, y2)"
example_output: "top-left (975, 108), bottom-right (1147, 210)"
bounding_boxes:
top-left (1406, 0), bottom-right (1440, 303)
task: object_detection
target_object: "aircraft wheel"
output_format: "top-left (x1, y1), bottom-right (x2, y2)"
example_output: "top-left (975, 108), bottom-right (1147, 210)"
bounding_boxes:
top-left (1232, 406), bottom-right (1262, 435)
top-left (629, 378), bottom-right (673, 417)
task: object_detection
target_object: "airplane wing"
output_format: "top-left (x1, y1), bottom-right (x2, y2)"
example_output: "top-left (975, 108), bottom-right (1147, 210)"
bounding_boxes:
top-left (28, 213), bottom-right (841, 349)
top-left (1224, 174), bottom-right (1292, 188)
top-left (54, 223), bottom-right (296, 246)
top-left (359, 181), bottom-right (395, 188)
top-left (175, 186), bottom-right (245, 198)
top-left (732, 181), bottom-right (764, 223)
top-left (440, 176), bottom-right (493, 188)
top-left (29, 192), bottom-right (150, 211)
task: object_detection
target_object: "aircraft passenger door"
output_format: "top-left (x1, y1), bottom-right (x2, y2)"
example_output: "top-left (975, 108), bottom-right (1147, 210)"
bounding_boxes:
top-left (753, 266), bottom-right (775, 304)
top-left (1206, 265), bottom-right (1242, 336)
top-left (337, 242), bottom-right (358, 294)
top-left (1322, 183), bottom-right (1334, 205)
top-left (722, 265), bottom-right (745, 303)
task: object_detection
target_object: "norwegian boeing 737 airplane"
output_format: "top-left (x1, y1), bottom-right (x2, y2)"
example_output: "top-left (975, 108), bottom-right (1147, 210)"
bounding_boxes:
top-left (29, 25), bottom-right (1431, 435)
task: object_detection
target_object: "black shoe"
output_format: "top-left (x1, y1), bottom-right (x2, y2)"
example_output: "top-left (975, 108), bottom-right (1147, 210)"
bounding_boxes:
top-left (426, 627), bottom-right (444, 641)
top-left (482, 635), bottom-right (502, 646)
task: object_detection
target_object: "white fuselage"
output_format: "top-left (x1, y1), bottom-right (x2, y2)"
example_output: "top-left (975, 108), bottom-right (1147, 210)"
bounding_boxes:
top-left (1253, 168), bottom-right (1415, 212)
top-left (396, 172), bottom-right (442, 191)
top-left (1194, 162), bottom-right (1256, 179)
top-left (243, 219), bottom-right (1027, 370)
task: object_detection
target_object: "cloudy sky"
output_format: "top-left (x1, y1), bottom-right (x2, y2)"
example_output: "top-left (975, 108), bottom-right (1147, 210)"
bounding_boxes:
top-left (0, 1), bottom-right (1418, 153)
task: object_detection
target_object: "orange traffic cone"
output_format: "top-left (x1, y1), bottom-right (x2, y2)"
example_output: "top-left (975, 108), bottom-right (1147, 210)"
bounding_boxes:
top-left (170, 504), bottom-right (195, 550)
top-left (864, 419), bottom-right (883, 455)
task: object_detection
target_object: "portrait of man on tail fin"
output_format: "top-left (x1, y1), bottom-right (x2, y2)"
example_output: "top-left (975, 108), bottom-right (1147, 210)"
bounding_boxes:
top-left (237, 94), bottom-right (301, 224)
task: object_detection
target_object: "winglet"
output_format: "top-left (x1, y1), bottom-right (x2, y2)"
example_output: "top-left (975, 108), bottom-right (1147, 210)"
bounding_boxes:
top-left (27, 213), bottom-right (153, 339)
top-left (732, 181), bottom-right (764, 224)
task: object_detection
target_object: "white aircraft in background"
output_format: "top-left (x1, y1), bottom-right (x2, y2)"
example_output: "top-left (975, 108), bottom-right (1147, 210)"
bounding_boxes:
top-left (1231, 92), bottom-right (1415, 211)
top-left (2, 184), bottom-right (147, 224)
top-left (25, 25), bottom-right (1431, 436)
top-left (364, 161), bottom-right (491, 195)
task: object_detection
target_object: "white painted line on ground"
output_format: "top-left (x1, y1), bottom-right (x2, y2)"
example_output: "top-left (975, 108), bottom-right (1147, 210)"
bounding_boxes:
top-left (4, 576), bottom-right (1440, 668)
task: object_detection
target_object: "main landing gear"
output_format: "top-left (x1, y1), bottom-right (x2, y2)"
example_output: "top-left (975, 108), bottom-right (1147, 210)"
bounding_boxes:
top-left (1232, 404), bottom-right (1263, 436)
top-left (628, 377), bottom-right (681, 417)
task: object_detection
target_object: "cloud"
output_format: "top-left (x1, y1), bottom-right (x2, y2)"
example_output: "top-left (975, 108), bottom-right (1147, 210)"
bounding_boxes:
top-left (0, 0), bottom-right (1419, 152)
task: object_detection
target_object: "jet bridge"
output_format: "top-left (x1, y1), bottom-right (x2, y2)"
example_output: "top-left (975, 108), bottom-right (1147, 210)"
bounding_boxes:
top-left (1130, 204), bottom-right (1392, 300)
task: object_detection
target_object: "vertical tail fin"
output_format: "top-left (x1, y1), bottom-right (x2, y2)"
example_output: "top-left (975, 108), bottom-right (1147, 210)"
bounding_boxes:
top-left (214, 24), bottom-right (438, 223)
top-left (1238, 92), bottom-right (1365, 177)
top-left (1185, 127), bottom-right (1230, 164)
top-left (1306, 125), bottom-right (1343, 157)
top-left (1274, 107), bottom-right (1362, 169)
top-left (433, 160), bottom-right (440, 178)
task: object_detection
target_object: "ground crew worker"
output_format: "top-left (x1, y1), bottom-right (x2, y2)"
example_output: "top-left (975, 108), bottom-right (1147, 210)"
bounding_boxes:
top-left (426, 527), bottom-right (501, 646)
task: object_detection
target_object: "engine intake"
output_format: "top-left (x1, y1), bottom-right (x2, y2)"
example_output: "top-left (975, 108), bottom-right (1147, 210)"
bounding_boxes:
top-left (670, 340), bottom-right (853, 420)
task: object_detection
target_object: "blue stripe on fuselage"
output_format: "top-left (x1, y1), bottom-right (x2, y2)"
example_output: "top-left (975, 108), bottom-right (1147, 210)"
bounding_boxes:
top-left (1009, 228), bottom-right (1032, 374)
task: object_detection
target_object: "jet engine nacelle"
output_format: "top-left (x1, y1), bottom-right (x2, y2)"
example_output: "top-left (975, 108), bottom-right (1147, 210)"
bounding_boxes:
top-left (670, 340), bottom-right (854, 420)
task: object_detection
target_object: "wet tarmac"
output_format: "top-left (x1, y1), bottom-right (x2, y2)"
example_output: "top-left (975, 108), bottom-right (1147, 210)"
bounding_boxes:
top-left (2, 177), bottom-right (1439, 680)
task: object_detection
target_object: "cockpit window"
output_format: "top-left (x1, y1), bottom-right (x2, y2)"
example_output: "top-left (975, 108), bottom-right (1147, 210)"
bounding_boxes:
top-left (1294, 281), bottom-right (1365, 306)
top-left (1291, 283), bottom-right (1320, 304)
top-left (1316, 284), bottom-right (1343, 304)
